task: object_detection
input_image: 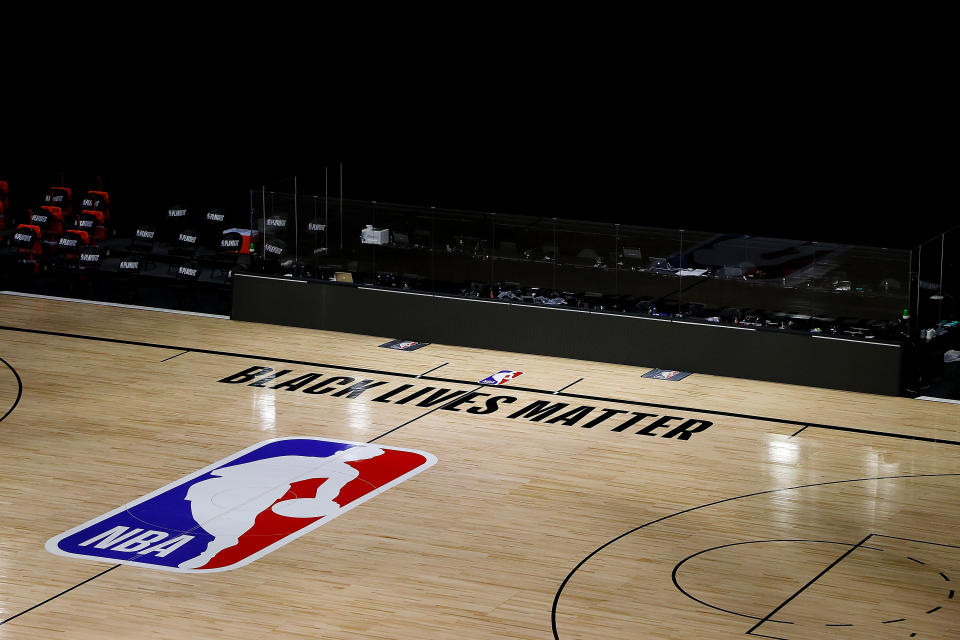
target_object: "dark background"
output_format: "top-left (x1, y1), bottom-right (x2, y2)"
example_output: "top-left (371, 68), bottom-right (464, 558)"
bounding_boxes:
top-left (2, 79), bottom-right (951, 250)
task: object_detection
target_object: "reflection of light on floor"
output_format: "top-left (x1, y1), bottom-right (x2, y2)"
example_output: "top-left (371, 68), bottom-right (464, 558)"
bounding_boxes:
top-left (767, 439), bottom-right (800, 484)
top-left (768, 440), bottom-right (799, 465)
top-left (766, 439), bottom-right (801, 522)
top-left (347, 402), bottom-right (371, 433)
top-left (866, 449), bottom-right (901, 484)
top-left (253, 391), bottom-right (275, 430)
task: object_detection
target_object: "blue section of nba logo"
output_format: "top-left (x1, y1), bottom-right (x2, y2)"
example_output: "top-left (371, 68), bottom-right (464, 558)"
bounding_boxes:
top-left (48, 439), bottom-right (362, 571)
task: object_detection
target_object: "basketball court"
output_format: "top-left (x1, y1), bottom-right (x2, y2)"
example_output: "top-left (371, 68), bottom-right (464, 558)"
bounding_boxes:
top-left (1, 292), bottom-right (958, 639)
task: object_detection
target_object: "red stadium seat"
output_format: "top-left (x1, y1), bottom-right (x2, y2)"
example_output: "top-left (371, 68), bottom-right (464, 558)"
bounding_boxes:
top-left (36, 205), bottom-right (65, 239)
top-left (58, 229), bottom-right (90, 262)
top-left (14, 224), bottom-right (43, 260)
top-left (47, 187), bottom-right (73, 218)
top-left (81, 190), bottom-right (111, 223)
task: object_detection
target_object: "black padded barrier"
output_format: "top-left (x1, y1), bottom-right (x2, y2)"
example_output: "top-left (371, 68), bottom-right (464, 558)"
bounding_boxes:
top-left (232, 274), bottom-right (903, 395)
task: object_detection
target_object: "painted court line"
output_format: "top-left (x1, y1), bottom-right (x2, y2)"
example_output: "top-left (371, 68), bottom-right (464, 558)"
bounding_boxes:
top-left (0, 356), bottom-right (23, 424)
top-left (1, 324), bottom-right (958, 446)
top-left (553, 378), bottom-right (583, 394)
top-left (0, 565), bottom-right (121, 626)
top-left (746, 533), bottom-right (873, 636)
top-left (916, 396), bottom-right (960, 405)
top-left (417, 363), bottom-right (448, 378)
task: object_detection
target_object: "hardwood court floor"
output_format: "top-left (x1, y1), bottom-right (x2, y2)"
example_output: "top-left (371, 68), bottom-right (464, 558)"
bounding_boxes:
top-left (0, 293), bottom-right (958, 639)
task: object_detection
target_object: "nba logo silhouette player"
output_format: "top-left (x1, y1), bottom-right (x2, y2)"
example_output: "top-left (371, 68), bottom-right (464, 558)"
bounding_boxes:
top-left (179, 446), bottom-right (385, 569)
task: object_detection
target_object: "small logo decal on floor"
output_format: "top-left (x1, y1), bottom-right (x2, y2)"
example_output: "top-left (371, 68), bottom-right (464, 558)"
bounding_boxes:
top-left (379, 340), bottom-right (430, 351)
top-left (642, 369), bottom-right (692, 381)
top-left (480, 370), bottom-right (523, 385)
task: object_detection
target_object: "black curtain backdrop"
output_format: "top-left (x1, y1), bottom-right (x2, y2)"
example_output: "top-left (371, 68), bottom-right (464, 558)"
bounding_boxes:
top-left (2, 102), bottom-right (950, 249)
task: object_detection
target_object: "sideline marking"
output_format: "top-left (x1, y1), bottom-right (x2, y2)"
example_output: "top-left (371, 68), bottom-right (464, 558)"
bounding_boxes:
top-left (916, 396), bottom-right (960, 405)
top-left (1, 324), bottom-right (956, 446)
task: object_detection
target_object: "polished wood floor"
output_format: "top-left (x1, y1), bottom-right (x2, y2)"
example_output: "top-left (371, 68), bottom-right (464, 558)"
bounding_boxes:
top-left (0, 293), bottom-right (958, 639)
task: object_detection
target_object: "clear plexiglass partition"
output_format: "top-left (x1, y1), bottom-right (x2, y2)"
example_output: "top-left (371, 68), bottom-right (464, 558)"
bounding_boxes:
top-left (248, 189), bottom-right (916, 343)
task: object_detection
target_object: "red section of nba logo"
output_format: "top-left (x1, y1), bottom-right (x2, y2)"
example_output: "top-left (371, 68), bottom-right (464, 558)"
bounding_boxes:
top-left (198, 449), bottom-right (426, 569)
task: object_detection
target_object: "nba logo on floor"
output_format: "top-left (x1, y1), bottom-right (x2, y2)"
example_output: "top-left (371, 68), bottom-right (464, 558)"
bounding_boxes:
top-left (642, 368), bottom-right (692, 381)
top-left (479, 370), bottom-right (523, 385)
top-left (46, 438), bottom-right (437, 572)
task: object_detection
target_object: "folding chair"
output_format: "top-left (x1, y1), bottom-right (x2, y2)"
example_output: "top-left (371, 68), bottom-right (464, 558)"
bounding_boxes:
top-left (74, 212), bottom-right (101, 241)
top-left (167, 228), bottom-right (199, 273)
top-left (265, 214), bottom-right (288, 234)
top-left (166, 204), bottom-right (190, 251)
top-left (204, 231), bottom-right (243, 282)
top-left (176, 260), bottom-right (201, 281)
top-left (129, 224), bottom-right (157, 253)
top-left (78, 245), bottom-right (105, 270)
top-left (201, 208), bottom-right (227, 246)
top-left (115, 255), bottom-right (144, 303)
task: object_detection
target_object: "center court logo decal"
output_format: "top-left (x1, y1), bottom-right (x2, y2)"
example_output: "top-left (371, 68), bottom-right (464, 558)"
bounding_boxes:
top-left (46, 438), bottom-right (437, 572)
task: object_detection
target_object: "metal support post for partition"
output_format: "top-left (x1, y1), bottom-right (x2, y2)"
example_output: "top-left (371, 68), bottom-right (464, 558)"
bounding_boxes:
top-left (261, 187), bottom-right (267, 262)
top-left (915, 243), bottom-right (922, 331)
top-left (490, 214), bottom-right (495, 287)
top-left (679, 229), bottom-right (684, 314)
top-left (614, 224), bottom-right (620, 296)
top-left (810, 242), bottom-right (817, 318)
top-left (339, 163), bottom-right (343, 251)
top-left (939, 233), bottom-right (945, 324)
top-left (324, 167), bottom-right (329, 255)
top-left (313, 196), bottom-right (319, 258)
top-left (294, 176), bottom-right (299, 263)
top-left (552, 219), bottom-right (557, 290)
